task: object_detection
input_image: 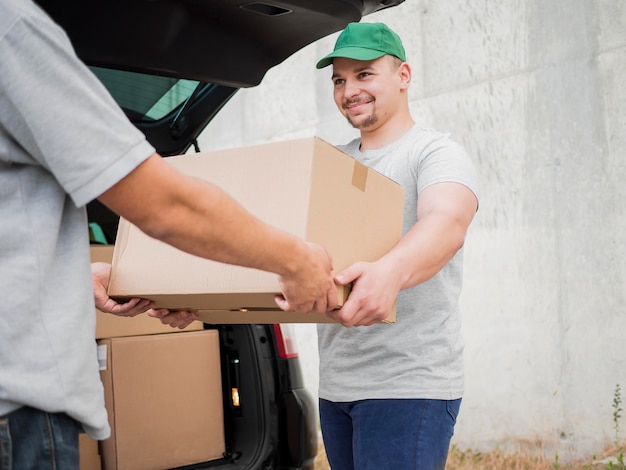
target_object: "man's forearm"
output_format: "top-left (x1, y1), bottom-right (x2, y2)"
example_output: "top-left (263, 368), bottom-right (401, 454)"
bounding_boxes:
top-left (379, 213), bottom-right (468, 291)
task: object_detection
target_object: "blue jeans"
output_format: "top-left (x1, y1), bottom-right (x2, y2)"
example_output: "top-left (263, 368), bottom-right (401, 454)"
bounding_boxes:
top-left (0, 406), bottom-right (81, 470)
top-left (319, 398), bottom-right (461, 470)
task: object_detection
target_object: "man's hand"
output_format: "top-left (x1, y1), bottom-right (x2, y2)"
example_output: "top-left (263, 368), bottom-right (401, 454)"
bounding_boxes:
top-left (147, 309), bottom-right (199, 329)
top-left (92, 262), bottom-right (154, 316)
top-left (326, 182), bottom-right (478, 327)
top-left (274, 242), bottom-right (339, 313)
top-left (91, 262), bottom-right (199, 328)
top-left (326, 259), bottom-right (400, 327)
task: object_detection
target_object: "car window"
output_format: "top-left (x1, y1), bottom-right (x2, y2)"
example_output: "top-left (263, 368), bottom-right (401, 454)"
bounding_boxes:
top-left (90, 67), bottom-right (200, 121)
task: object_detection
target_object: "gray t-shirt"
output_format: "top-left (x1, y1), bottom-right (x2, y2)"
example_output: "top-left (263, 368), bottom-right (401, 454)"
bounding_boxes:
top-left (0, 0), bottom-right (154, 439)
top-left (317, 125), bottom-right (479, 402)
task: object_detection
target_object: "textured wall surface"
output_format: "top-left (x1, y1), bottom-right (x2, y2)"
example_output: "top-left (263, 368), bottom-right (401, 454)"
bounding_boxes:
top-left (197, 0), bottom-right (626, 460)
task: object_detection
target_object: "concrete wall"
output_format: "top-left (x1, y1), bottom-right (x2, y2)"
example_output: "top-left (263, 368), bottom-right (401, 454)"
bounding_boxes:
top-left (196, 0), bottom-right (626, 460)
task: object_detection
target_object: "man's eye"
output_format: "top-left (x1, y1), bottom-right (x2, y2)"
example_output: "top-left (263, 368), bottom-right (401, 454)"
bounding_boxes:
top-left (333, 79), bottom-right (345, 86)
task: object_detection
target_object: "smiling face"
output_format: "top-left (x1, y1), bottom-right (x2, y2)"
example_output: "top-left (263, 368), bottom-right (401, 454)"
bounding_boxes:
top-left (331, 55), bottom-right (410, 134)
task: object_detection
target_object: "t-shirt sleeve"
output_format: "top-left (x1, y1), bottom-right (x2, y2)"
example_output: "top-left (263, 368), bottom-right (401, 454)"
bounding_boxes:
top-left (0, 2), bottom-right (155, 207)
top-left (415, 133), bottom-right (480, 203)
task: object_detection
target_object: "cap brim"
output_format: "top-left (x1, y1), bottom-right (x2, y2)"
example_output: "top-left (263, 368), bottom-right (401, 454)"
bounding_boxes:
top-left (315, 47), bottom-right (386, 69)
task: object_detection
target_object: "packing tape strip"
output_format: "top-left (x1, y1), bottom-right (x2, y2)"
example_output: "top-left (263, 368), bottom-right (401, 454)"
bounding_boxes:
top-left (351, 160), bottom-right (368, 192)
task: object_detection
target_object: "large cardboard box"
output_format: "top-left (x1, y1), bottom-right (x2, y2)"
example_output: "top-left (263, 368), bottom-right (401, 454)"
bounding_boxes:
top-left (108, 137), bottom-right (404, 323)
top-left (98, 330), bottom-right (224, 470)
top-left (91, 245), bottom-right (203, 337)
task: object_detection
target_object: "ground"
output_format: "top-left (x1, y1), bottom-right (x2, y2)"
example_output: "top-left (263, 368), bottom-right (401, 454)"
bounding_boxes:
top-left (313, 437), bottom-right (626, 470)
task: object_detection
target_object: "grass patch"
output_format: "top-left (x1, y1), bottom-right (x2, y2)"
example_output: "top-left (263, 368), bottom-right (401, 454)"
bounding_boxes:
top-left (314, 440), bottom-right (626, 469)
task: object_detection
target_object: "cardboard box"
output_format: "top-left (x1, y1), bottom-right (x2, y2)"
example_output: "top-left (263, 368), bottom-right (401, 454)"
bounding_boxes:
top-left (98, 330), bottom-right (225, 470)
top-left (79, 433), bottom-right (102, 470)
top-left (108, 137), bottom-right (404, 323)
top-left (91, 245), bottom-right (203, 337)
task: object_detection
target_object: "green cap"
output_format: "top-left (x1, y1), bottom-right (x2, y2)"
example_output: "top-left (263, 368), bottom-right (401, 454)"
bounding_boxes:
top-left (316, 22), bottom-right (406, 69)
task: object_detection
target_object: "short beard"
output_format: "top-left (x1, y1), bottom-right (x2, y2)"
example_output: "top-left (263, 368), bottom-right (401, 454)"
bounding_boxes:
top-left (346, 113), bottom-right (378, 130)
top-left (342, 95), bottom-right (378, 130)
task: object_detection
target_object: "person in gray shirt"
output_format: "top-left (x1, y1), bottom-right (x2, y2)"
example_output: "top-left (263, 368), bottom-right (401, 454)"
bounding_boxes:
top-left (0, 1), bottom-right (338, 468)
top-left (316, 22), bottom-right (480, 470)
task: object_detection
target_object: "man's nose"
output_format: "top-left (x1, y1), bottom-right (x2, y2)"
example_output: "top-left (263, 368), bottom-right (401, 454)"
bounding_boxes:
top-left (342, 79), bottom-right (360, 98)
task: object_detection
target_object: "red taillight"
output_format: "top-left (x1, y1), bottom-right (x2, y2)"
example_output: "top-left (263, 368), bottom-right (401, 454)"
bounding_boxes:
top-left (273, 324), bottom-right (299, 359)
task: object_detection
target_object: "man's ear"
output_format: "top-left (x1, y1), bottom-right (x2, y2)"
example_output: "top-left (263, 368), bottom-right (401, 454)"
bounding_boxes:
top-left (398, 62), bottom-right (412, 89)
